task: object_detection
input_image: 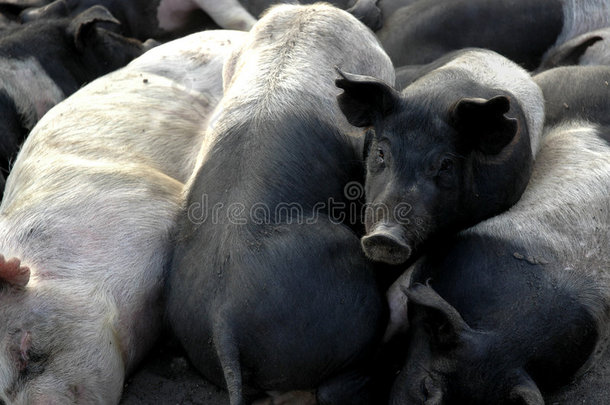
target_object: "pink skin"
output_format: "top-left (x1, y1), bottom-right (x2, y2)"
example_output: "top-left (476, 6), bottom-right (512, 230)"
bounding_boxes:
top-left (0, 254), bottom-right (30, 287)
top-left (19, 331), bottom-right (31, 371)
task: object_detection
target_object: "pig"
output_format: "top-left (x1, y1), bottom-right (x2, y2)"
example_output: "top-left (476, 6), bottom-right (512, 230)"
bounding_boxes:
top-left (387, 114), bottom-right (610, 405)
top-left (534, 65), bottom-right (610, 127)
top-left (22, 0), bottom-right (382, 39)
top-left (19, 0), bottom-right (242, 39)
top-left (0, 5), bottom-right (150, 192)
top-left (377, 0), bottom-right (610, 70)
top-left (335, 48), bottom-right (544, 265)
top-left (538, 27), bottom-right (610, 70)
top-left (0, 29), bottom-right (245, 404)
top-left (166, 4), bottom-right (395, 405)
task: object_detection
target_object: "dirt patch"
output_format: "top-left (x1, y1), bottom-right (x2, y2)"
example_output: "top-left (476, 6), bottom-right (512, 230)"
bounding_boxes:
top-left (121, 338), bottom-right (609, 404)
top-left (120, 339), bottom-right (228, 405)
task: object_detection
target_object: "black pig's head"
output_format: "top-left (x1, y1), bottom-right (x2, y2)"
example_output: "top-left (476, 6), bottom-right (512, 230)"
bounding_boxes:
top-left (389, 284), bottom-right (545, 405)
top-left (388, 282), bottom-right (597, 405)
top-left (336, 70), bottom-right (533, 264)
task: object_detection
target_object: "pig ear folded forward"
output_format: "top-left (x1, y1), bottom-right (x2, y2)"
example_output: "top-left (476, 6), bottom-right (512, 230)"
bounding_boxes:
top-left (0, 254), bottom-right (30, 288)
top-left (403, 283), bottom-right (472, 348)
top-left (65, 6), bottom-right (147, 74)
top-left (335, 68), bottom-right (401, 127)
top-left (538, 31), bottom-right (605, 71)
top-left (449, 95), bottom-right (518, 155)
top-left (402, 283), bottom-right (546, 405)
top-left (66, 5), bottom-right (121, 51)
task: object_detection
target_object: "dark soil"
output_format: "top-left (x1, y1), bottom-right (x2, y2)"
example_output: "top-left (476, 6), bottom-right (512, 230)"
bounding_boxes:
top-left (120, 338), bottom-right (610, 405)
top-left (120, 339), bottom-right (228, 405)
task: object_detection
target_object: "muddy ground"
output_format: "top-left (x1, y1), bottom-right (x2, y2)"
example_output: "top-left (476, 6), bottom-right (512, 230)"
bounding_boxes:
top-left (120, 337), bottom-right (228, 405)
top-left (119, 334), bottom-right (610, 405)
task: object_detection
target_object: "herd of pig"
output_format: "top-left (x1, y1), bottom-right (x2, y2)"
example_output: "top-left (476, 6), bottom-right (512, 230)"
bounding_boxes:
top-left (0, 0), bottom-right (609, 404)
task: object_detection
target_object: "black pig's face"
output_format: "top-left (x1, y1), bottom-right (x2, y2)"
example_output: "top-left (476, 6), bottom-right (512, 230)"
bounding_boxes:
top-left (390, 284), bottom-right (545, 405)
top-left (359, 108), bottom-right (465, 265)
top-left (336, 70), bottom-right (521, 264)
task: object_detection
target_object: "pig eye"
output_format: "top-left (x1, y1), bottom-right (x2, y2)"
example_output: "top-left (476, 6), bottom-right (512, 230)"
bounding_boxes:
top-left (439, 158), bottom-right (453, 172)
top-left (435, 157), bottom-right (457, 187)
top-left (377, 148), bottom-right (385, 163)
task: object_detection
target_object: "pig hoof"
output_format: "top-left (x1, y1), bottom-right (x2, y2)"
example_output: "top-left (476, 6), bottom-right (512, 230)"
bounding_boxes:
top-left (361, 233), bottom-right (412, 265)
top-left (0, 254), bottom-right (31, 287)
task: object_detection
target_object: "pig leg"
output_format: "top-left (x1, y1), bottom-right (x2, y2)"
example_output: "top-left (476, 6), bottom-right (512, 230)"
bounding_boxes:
top-left (193, 0), bottom-right (256, 31)
top-left (346, 0), bottom-right (382, 31)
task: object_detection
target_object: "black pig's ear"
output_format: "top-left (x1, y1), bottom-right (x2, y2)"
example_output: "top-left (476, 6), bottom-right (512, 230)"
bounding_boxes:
top-left (450, 95), bottom-right (518, 155)
top-left (403, 283), bottom-right (472, 349)
top-left (538, 33), bottom-right (603, 70)
top-left (508, 369), bottom-right (544, 405)
top-left (335, 68), bottom-right (401, 127)
top-left (68, 5), bottom-right (121, 51)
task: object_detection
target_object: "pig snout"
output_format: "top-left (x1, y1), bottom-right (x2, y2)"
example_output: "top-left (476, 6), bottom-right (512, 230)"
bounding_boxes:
top-left (361, 223), bottom-right (412, 264)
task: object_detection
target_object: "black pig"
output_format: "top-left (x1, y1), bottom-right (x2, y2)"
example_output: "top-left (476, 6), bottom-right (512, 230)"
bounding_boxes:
top-left (336, 49), bottom-right (544, 265)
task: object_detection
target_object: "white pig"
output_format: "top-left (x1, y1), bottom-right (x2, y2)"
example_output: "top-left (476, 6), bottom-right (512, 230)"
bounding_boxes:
top-left (0, 29), bottom-right (245, 404)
